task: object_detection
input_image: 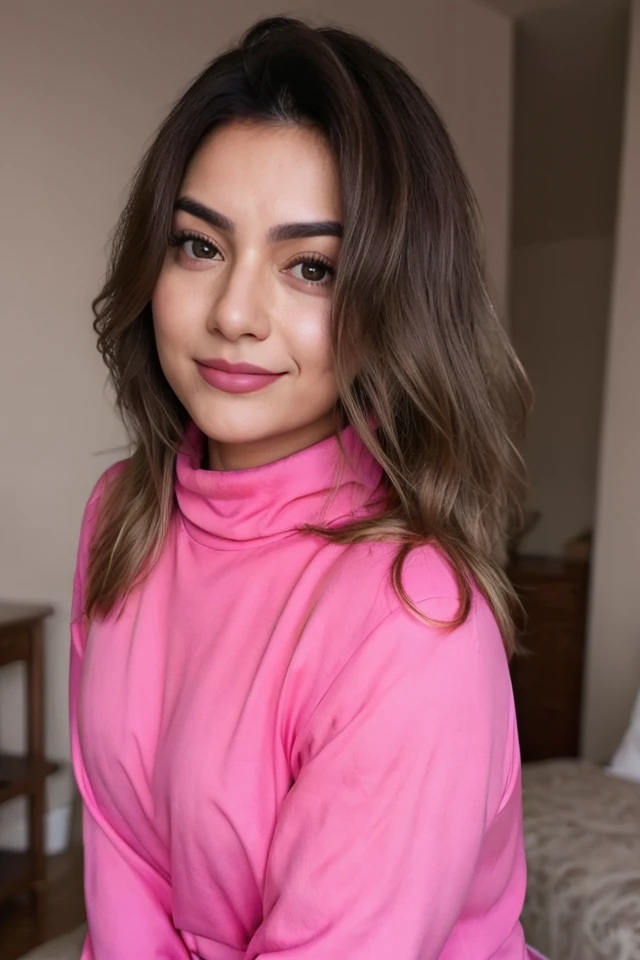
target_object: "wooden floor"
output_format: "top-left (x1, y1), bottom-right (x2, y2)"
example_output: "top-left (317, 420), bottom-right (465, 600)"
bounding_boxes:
top-left (0, 846), bottom-right (85, 960)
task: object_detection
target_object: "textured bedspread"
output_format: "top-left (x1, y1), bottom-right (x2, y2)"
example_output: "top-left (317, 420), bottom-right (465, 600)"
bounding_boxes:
top-left (522, 760), bottom-right (640, 960)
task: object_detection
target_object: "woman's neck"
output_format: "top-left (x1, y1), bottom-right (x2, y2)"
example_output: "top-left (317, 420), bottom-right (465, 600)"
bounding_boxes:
top-left (205, 413), bottom-right (338, 471)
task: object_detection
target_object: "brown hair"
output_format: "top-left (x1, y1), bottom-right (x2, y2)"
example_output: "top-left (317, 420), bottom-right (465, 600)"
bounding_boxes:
top-left (88, 15), bottom-right (531, 652)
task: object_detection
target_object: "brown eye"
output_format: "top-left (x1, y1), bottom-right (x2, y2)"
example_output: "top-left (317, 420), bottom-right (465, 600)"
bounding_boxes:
top-left (185, 238), bottom-right (218, 260)
top-left (290, 259), bottom-right (335, 286)
top-left (302, 263), bottom-right (326, 282)
top-left (168, 231), bottom-right (222, 261)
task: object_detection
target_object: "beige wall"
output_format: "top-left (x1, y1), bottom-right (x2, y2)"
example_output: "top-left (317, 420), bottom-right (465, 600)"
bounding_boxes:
top-left (511, 0), bottom-right (628, 248)
top-left (0, 0), bottom-right (513, 837)
top-left (508, 0), bottom-right (628, 557)
top-left (512, 235), bottom-right (614, 555)
top-left (582, 0), bottom-right (640, 763)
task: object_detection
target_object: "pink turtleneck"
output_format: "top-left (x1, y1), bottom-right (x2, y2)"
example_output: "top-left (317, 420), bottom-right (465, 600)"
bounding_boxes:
top-left (70, 423), bottom-right (530, 959)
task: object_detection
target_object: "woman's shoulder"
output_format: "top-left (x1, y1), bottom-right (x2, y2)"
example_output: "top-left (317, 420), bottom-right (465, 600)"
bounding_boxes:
top-left (334, 538), bottom-right (464, 615)
top-left (324, 537), bottom-right (507, 671)
top-left (71, 458), bottom-right (130, 621)
top-left (78, 457), bottom-right (130, 536)
top-left (304, 539), bottom-right (503, 685)
top-left (288, 540), bottom-right (512, 764)
top-left (88, 456), bottom-right (129, 502)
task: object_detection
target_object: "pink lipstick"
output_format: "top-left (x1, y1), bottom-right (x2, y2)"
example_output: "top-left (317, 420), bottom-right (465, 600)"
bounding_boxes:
top-left (196, 358), bottom-right (285, 394)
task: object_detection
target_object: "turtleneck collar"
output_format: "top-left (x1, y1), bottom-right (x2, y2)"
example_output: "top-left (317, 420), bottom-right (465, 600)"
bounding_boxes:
top-left (175, 420), bottom-right (385, 550)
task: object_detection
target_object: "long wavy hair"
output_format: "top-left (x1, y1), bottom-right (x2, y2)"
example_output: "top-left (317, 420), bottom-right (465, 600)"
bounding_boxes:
top-left (88, 15), bottom-right (531, 653)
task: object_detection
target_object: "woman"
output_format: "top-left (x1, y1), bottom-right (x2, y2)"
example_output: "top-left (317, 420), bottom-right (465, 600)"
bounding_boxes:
top-left (70, 15), bottom-right (538, 959)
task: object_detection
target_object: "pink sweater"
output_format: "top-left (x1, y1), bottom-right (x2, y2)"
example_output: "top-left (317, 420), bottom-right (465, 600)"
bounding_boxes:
top-left (70, 423), bottom-right (529, 959)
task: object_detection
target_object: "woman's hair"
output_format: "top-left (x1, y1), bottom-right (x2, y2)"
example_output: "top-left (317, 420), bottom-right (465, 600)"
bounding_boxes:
top-left (88, 15), bottom-right (531, 652)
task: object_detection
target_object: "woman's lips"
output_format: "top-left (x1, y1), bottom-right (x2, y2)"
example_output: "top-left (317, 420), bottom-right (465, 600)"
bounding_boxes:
top-left (196, 360), bottom-right (285, 394)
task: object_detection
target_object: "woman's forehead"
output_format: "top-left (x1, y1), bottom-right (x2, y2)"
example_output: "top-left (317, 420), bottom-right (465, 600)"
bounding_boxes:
top-left (179, 121), bottom-right (342, 226)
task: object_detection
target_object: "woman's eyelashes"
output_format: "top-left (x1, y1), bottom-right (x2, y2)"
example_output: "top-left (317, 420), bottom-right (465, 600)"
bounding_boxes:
top-left (167, 229), bottom-right (335, 287)
top-left (284, 254), bottom-right (335, 287)
top-left (167, 230), bottom-right (221, 261)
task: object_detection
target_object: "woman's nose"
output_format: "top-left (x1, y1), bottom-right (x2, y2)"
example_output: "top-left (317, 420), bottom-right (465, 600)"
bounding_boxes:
top-left (206, 258), bottom-right (271, 342)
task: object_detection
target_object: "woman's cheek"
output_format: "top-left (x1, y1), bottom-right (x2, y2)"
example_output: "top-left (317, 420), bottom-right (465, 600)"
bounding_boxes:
top-left (152, 278), bottom-right (200, 347)
top-left (289, 305), bottom-right (333, 371)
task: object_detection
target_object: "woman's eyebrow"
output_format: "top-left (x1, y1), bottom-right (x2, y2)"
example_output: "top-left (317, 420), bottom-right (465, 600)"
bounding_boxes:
top-left (267, 220), bottom-right (343, 242)
top-left (174, 196), bottom-right (343, 242)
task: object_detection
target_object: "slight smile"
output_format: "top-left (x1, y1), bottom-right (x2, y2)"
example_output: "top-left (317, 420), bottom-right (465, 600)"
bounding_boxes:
top-left (196, 358), bottom-right (286, 395)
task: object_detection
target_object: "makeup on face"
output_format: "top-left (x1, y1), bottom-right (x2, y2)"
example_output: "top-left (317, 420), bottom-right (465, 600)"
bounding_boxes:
top-left (152, 121), bottom-right (344, 469)
top-left (196, 359), bottom-right (286, 394)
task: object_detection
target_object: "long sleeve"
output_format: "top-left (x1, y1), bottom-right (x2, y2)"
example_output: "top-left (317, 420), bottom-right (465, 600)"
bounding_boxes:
top-left (246, 595), bottom-right (526, 960)
top-left (69, 468), bottom-right (191, 959)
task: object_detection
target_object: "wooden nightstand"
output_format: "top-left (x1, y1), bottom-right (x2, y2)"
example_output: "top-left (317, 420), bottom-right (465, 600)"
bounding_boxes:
top-left (508, 557), bottom-right (589, 762)
top-left (0, 602), bottom-right (58, 929)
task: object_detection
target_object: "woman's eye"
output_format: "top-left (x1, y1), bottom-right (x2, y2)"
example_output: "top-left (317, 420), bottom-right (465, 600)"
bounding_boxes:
top-left (168, 231), bottom-right (221, 261)
top-left (289, 260), bottom-right (334, 285)
top-left (183, 238), bottom-right (220, 260)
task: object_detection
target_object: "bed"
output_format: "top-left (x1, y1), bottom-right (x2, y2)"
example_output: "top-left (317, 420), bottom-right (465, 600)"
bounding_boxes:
top-left (521, 759), bottom-right (640, 960)
top-left (509, 552), bottom-right (640, 959)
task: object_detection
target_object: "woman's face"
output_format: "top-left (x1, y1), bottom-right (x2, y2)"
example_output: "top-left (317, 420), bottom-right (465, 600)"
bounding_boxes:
top-left (152, 120), bottom-right (343, 470)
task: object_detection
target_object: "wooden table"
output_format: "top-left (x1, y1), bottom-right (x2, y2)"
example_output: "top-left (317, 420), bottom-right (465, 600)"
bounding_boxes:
top-left (0, 601), bottom-right (58, 929)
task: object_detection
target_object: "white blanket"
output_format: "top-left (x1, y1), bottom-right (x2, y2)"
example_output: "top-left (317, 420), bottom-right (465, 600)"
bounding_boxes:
top-left (522, 760), bottom-right (640, 960)
top-left (19, 925), bottom-right (86, 960)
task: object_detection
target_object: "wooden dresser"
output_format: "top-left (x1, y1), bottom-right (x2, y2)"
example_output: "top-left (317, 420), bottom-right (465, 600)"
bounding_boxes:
top-left (507, 556), bottom-right (590, 762)
top-left (0, 602), bottom-right (57, 928)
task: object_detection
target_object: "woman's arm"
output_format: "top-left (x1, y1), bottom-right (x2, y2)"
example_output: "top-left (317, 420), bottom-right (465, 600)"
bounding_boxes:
top-left (246, 596), bottom-right (527, 960)
top-left (69, 468), bottom-right (191, 959)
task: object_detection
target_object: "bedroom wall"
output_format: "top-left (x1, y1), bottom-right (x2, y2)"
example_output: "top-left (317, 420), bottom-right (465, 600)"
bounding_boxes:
top-left (0, 0), bottom-right (513, 845)
top-left (507, 0), bottom-right (629, 557)
top-left (511, 235), bottom-right (615, 555)
top-left (581, 0), bottom-right (640, 764)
